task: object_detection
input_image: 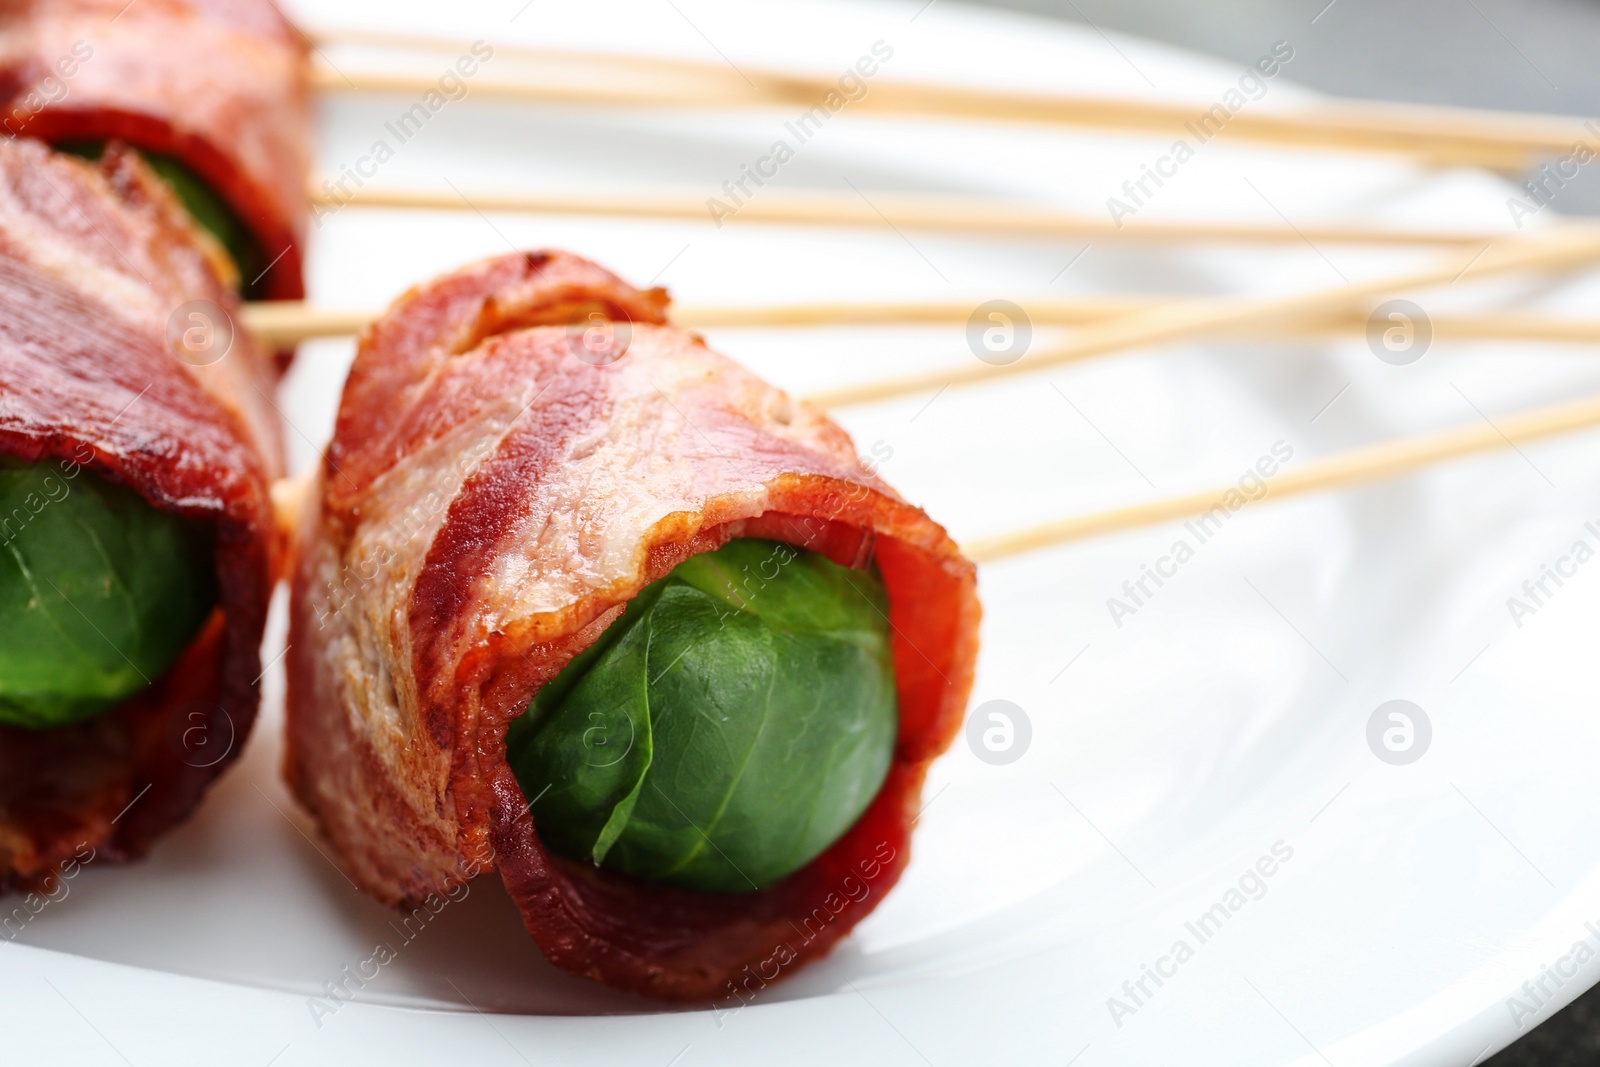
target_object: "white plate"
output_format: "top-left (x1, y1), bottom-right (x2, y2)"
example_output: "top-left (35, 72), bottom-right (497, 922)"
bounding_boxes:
top-left (9, 1), bottom-right (1600, 1063)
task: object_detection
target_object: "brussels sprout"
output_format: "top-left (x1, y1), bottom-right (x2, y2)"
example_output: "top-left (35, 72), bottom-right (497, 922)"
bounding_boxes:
top-left (508, 539), bottom-right (898, 893)
top-left (0, 457), bottom-right (216, 729)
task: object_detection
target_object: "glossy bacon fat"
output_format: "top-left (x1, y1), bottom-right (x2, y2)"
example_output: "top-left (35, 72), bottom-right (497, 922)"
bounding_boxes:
top-left (0, 0), bottom-right (311, 298)
top-left (0, 139), bottom-right (281, 887)
top-left (287, 251), bottom-right (981, 999)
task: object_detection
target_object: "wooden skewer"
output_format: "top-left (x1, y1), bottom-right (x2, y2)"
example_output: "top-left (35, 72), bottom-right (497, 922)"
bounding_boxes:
top-left (243, 303), bottom-right (372, 344)
top-left (681, 305), bottom-right (1600, 343)
top-left (239, 296), bottom-right (1164, 344)
top-left (307, 27), bottom-right (1592, 169)
top-left (676, 297), bottom-right (1155, 329)
top-left (309, 27), bottom-right (852, 94)
top-left (964, 392), bottom-right (1600, 562)
top-left (240, 297), bottom-right (1600, 348)
top-left (806, 229), bottom-right (1600, 409)
top-left (263, 389), bottom-right (1600, 564)
top-left (308, 180), bottom-right (1513, 249)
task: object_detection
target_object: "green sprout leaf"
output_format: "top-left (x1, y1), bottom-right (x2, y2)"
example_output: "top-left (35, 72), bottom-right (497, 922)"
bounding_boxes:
top-left (0, 456), bottom-right (217, 729)
top-left (507, 539), bottom-right (898, 894)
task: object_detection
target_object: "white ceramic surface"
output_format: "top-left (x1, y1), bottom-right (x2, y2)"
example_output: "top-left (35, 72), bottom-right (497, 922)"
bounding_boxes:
top-left (9, 1), bottom-right (1600, 1063)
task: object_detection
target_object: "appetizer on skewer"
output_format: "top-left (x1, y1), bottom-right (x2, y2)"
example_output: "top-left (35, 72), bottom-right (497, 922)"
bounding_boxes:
top-left (287, 251), bottom-right (980, 999)
top-left (0, 0), bottom-right (310, 299)
top-left (0, 140), bottom-right (281, 888)
top-left (0, 0), bottom-right (308, 892)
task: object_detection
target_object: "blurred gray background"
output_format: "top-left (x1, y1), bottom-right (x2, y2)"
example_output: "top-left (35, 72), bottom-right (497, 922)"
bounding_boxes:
top-left (974, 0), bottom-right (1600, 215)
top-left (965, 0), bottom-right (1600, 1063)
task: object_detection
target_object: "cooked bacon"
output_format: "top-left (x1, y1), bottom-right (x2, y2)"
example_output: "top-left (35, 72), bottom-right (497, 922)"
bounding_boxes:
top-left (0, 139), bottom-right (281, 887)
top-left (0, 0), bottom-right (310, 299)
top-left (287, 251), bottom-right (980, 999)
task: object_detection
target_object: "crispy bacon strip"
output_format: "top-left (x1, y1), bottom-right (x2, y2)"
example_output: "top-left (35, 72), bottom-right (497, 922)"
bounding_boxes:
top-left (0, 139), bottom-right (281, 888)
top-left (287, 251), bottom-right (980, 999)
top-left (0, 0), bottom-right (310, 299)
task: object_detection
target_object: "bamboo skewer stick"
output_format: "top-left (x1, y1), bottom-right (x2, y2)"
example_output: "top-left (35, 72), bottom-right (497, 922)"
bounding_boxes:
top-left (243, 303), bottom-right (373, 344)
top-left (308, 180), bottom-right (1515, 249)
top-left (307, 28), bottom-right (1590, 169)
top-left (684, 306), bottom-right (1600, 341)
top-left (806, 229), bottom-right (1600, 409)
top-left (261, 392), bottom-right (1600, 564)
top-left (964, 393), bottom-right (1600, 562)
top-left (677, 297), bottom-right (1156, 329)
top-left (240, 298), bottom-right (1600, 348)
top-left (237, 296), bottom-right (1163, 344)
